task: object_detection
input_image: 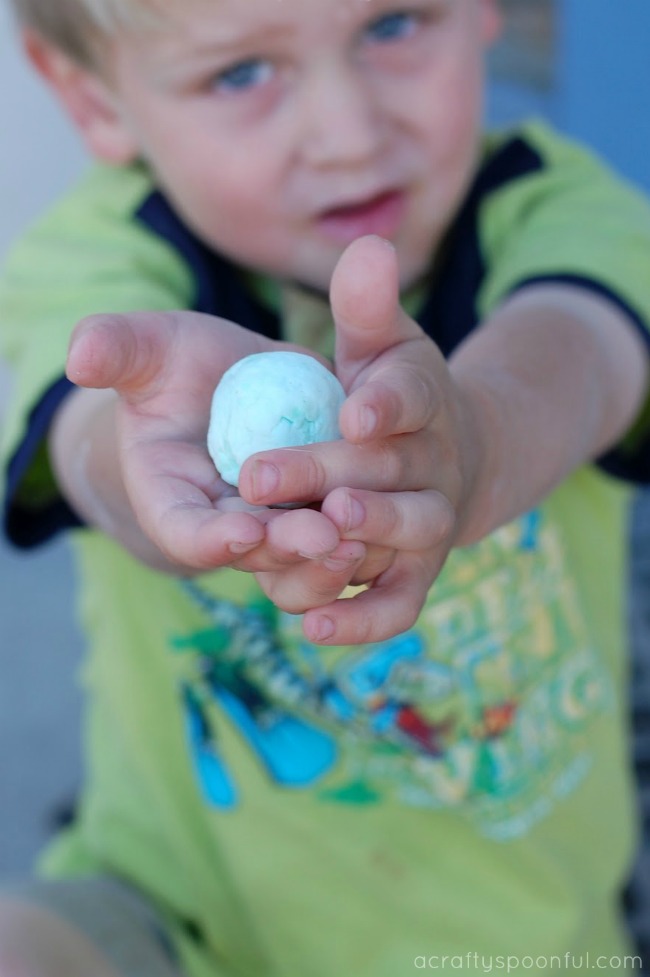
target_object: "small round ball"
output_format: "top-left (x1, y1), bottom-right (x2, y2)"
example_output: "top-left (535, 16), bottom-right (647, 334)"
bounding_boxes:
top-left (207, 351), bottom-right (345, 487)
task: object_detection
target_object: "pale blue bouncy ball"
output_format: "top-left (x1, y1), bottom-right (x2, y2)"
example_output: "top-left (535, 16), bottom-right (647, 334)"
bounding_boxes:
top-left (207, 351), bottom-right (346, 487)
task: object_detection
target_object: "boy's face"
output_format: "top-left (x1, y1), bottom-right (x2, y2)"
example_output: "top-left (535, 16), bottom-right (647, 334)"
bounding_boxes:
top-left (106, 0), bottom-right (501, 292)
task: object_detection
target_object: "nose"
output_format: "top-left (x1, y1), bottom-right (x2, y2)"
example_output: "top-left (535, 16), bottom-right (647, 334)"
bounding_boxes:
top-left (298, 60), bottom-right (387, 169)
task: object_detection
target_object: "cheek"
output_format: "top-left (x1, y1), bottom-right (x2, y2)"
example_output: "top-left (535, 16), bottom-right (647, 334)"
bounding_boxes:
top-left (439, 56), bottom-right (484, 133)
top-left (180, 152), bottom-right (268, 210)
top-left (426, 71), bottom-right (484, 185)
top-left (133, 108), bottom-right (275, 217)
top-left (170, 156), bottom-right (299, 273)
top-left (158, 145), bottom-right (279, 235)
top-left (402, 46), bottom-right (484, 162)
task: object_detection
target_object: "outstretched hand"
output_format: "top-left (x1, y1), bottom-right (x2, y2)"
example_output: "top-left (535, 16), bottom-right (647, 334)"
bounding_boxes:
top-left (65, 310), bottom-right (365, 591)
top-left (238, 236), bottom-right (478, 644)
top-left (65, 236), bottom-right (479, 641)
top-left (65, 236), bottom-right (644, 645)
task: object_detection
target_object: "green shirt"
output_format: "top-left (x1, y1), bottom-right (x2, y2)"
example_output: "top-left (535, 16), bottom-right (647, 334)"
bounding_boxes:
top-left (2, 121), bottom-right (650, 976)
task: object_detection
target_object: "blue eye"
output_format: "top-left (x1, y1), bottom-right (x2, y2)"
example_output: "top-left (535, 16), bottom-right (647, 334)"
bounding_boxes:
top-left (216, 58), bottom-right (273, 93)
top-left (365, 11), bottom-right (418, 43)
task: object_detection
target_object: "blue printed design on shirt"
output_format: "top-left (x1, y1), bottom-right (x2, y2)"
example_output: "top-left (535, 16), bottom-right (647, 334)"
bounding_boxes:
top-left (171, 509), bottom-right (612, 839)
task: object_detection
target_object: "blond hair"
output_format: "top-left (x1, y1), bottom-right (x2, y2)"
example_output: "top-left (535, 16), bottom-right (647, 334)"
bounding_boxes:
top-left (8, 0), bottom-right (163, 64)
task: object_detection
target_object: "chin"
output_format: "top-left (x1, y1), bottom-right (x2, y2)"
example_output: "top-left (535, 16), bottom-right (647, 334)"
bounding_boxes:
top-left (287, 252), bottom-right (342, 294)
top-left (393, 253), bottom-right (433, 293)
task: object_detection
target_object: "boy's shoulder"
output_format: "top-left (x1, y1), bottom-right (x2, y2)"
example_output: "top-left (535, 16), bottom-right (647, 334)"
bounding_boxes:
top-left (485, 118), bottom-right (612, 173)
top-left (477, 118), bottom-right (650, 295)
top-left (0, 161), bottom-right (194, 310)
top-left (480, 118), bottom-right (650, 225)
top-left (3, 162), bottom-right (157, 266)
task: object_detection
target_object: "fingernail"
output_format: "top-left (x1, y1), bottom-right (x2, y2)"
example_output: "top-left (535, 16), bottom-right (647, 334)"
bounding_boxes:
top-left (360, 406), bottom-right (377, 439)
top-left (322, 555), bottom-right (356, 572)
top-left (229, 539), bottom-right (259, 555)
top-left (251, 461), bottom-right (279, 499)
top-left (309, 616), bottom-right (335, 642)
top-left (346, 497), bottom-right (365, 531)
top-left (298, 547), bottom-right (329, 560)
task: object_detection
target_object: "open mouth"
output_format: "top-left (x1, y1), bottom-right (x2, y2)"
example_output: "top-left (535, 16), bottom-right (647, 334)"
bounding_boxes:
top-left (317, 189), bottom-right (406, 244)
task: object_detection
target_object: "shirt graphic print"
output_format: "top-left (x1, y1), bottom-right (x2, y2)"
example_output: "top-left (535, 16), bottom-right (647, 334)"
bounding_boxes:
top-left (171, 509), bottom-right (612, 841)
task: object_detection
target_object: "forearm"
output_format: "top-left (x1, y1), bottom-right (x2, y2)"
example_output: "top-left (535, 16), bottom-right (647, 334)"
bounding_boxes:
top-left (451, 283), bottom-right (650, 545)
top-left (48, 386), bottom-right (183, 571)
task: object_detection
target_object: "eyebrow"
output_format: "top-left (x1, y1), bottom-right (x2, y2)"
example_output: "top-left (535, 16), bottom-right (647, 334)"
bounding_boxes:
top-left (174, 21), bottom-right (295, 61)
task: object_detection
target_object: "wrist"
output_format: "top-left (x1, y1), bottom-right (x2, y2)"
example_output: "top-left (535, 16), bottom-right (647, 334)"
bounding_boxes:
top-left (449, 371), bottom-right (508, 547)
top-left (49, 387), bottom-right (119, 527)
top-left (49, 388), bottom-right (148, 550)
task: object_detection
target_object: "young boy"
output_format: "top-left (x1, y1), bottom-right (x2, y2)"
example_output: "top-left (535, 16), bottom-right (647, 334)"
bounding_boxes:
top-left (2, 0), bottom-right (650, 974)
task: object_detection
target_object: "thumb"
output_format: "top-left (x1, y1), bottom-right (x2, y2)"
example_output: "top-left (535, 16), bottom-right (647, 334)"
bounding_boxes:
top-left (66, 311), bottom-right (179, 404)
top-left (331, 235), bottom-right (421, 386)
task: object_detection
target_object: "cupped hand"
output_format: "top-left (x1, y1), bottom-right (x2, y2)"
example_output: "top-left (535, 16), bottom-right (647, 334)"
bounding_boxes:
top-left (237, 236), bottom-right (480, 644)
top-left (66, 309), bottom-right (366, 600)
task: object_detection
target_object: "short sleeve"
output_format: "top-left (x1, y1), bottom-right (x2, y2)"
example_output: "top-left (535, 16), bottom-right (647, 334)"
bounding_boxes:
top-left (478, 121), bottom-right (650, 482)
top-left (0, 163), bottom-right (194, 546)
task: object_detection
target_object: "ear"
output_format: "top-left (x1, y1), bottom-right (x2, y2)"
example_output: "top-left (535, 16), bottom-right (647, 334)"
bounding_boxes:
top-left (481, 0), bottom-right (504, 46)
top-left (22, 29), bottom-right (138, 164)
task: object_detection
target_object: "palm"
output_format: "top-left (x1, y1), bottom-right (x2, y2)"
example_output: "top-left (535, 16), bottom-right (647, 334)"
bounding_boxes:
top-left (66, 309), bottom-right (356, 585)
top-left (68, 310), bottom-right (290, 566)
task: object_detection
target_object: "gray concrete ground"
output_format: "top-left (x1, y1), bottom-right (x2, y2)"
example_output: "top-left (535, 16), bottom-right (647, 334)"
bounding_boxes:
top-left (0, 536), bottom-right (84, 876)
top-left (0, 4), bottom-right (86, 877)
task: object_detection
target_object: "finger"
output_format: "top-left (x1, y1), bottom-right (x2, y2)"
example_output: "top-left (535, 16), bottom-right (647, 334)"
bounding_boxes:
top-left (67, 310), bottom-right (272, 408)
top-left (330, 237), bottom-right (442, 443)
top-left (150, 495), bottom-right (267, 569)
top-left (302, 551), bottom-right (444, 645)
top-left (330, 236), bottom-right (422, 382)
top-left (256, 540), bottom-right (366, 614)
top-left (322, 487), bottom-right (455, 551)
top-left (238, 432), bottom-right (436, 507)
top-left (348, 543), bottom-right (395, 586)
top-left (339, 359), bottom-right (441, 443)
top-left (187, 499), bottom-right (342, 575)
top-left (120, 437), bottom-right (268, 567)
top-left (265, 506), bottom-right (340, 560)
top-left (67, 312), bottom-right (179, 401)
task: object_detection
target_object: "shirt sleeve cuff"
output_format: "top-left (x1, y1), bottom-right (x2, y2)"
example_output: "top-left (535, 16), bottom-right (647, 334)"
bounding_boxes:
top-left (509, 273), bottom-right (650, 485)
top-left (3, 376), bottom-right (85, 548)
